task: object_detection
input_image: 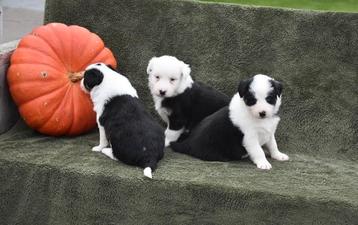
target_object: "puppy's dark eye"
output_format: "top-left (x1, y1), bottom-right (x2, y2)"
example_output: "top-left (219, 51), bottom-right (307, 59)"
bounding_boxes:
top-left (155, 76), bottom-right (160, 79)
top-left (266, 95), bottom-right (276, 104)
top-left (170, 78), bottom-right (176, 82)
top-left (96, 63), bottom-right (101, 66)
top-left (244, 95), bottom-right (257, 106)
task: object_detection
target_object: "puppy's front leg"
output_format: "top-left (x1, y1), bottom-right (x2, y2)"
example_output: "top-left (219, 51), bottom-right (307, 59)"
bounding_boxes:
top-left (265, 135), bottom-right (289, 161)
top-left (92, 125), bottom-right (109, 152)
top-left (165, 114), bottom-right (185, 147)
top-left (243, 136), bottom-right (272, 170)
top-left (165, 127), bottom-right (184, 147)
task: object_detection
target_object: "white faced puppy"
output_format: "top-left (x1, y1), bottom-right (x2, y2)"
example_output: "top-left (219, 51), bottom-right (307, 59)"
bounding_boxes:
top-left (147, 55), bottom-right (230, 147)
top-left (171, 74), bottom-right (289, 170)
top-left (81, 63), bottom-right (164, 178)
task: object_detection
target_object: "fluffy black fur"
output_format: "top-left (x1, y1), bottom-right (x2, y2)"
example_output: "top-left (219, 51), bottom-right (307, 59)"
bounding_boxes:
top-left (100, 95), bottom-right (164, 171)
top-left (161, 82), bottom-right (230, 131)
top-left (171, 107), bottom-right (247, 161)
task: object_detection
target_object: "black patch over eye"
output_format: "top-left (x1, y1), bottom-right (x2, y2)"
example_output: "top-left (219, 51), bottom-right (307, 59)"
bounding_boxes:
top-left (266, 95), bottom-right (277, 105)
top-left (83, 69), bottom-right (104, 91)
top-left (244, 92), bottom-right (257, 106)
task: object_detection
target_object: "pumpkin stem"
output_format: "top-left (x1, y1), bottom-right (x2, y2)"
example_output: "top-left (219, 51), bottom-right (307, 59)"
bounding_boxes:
top-left (68, 71), bottom-right (84, 83)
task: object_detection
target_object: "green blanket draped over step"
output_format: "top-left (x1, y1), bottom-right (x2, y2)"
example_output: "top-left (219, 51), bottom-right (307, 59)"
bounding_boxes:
top-left (0, 0), bottom-right (357, 224)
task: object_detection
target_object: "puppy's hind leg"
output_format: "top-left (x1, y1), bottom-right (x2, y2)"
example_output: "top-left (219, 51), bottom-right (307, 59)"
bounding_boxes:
top-left (101, 148), bottom-right (118, 161)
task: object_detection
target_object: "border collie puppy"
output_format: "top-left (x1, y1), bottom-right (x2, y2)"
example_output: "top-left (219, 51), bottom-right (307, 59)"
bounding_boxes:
top-left (81, 63), bottom-right (164, 178)
top-left (147, 55), bottom-right (230, 146)
top-left (171, 74), bottom-right (289, 170)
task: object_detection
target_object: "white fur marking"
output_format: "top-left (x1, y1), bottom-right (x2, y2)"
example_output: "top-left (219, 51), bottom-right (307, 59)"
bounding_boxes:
top-left (92, 125), bottom-right (108, 152)
top-left (153, 96), bottom-right (171, 123)
top-left (266, 135), bottom-right (289, 161)
top-left (143, 167), bottom-right (152, 179)
top-left (101, 148), bottom-right (118, 161)
top-left (165, 128), bottom-right (185, 147)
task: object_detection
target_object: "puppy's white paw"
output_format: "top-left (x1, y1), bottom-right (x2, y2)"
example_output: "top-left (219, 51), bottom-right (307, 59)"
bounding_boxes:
top-left (271, 152), bottom-right (289, 161)
top-left (143, 167), bottom-right (152, 179)
top-left (255, 159), bottom-right (272, 170)
top-left (101, 148), bottom-right (118, 161)
top-left (165, 138), bottom-right (171, 147)
top-left (92, 145), bottom-right (104, 152)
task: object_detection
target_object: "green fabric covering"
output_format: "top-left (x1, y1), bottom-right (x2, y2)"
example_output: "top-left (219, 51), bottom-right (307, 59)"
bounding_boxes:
top-left (1, 121), bottom-right (357, 224)
top-left (1, 0), bottom-right (357, 224)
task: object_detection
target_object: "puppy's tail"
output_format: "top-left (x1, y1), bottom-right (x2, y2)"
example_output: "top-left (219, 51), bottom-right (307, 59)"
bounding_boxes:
top-left (143, 159), bottom-right (158, 179)
top-left (143, 167), bottom-right (152, 179)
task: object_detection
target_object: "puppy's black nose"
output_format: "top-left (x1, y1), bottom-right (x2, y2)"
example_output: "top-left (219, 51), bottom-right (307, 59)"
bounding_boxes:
top-left (259, 111), bottom-right (266, 118)
top-left (159, 90), bottom-right (166, 96)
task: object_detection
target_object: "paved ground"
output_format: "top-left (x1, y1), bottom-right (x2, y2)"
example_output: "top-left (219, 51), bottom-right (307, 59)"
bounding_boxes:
top-left (0, 0), bottom-right (45, 44)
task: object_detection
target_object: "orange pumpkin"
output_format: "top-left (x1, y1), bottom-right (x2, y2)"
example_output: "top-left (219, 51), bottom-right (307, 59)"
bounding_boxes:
top-left (7, 23), bottom-right (117, 136)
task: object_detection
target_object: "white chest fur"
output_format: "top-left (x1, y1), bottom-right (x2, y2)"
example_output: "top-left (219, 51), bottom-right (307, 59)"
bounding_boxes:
top-left (252, 119), bottom-right (279, 145)
top-left (153, 95), bottom-right (171, 124)
top-left (229, 93), bottom-right (280, 146)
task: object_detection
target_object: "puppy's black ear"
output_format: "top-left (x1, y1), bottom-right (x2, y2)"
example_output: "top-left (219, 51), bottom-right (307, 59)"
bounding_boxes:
top-left (106, 64), bottom-right (117, 72)
top-left (83, 69), bottom-right (104, 91)
top-left (270, 80), bottom-right (283, 97)
top-left (238, 78), bottom-right (253, 97)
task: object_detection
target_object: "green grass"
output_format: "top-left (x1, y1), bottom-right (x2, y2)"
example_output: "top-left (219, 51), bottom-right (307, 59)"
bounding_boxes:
top-left (200, 0), bottom-right (358, 12)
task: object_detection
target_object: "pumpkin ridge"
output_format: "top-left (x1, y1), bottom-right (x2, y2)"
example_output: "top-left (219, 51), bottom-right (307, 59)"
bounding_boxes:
top-left (10, 77), bottom-right (67, 89)
top-left (37, 83), bottom-right (73, 132)
top-left (36, 25), bottom-right (68, 69)
top-left (69, 26), bottom-right (92, 71)
top-left (14, 82), bottom-right (70, 106)
top-left (11, 62), bottom-right (66, 75)
top-left (77, 34), bottom-right (105, 70)
top-left (19, 84), bottom-right (70, 129)
top-left (15, 47), bottom-right (66, 70)
top-left (66, 86), bottom-right (77, 134)
top-left (89, 48), bottom-right (116, 67)
top-left (19, 36), bottom-right (66, 67)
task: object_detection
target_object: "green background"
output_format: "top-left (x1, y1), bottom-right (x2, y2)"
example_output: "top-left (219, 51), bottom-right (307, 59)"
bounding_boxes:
top-left (201, 0), bottom-right (358, 12)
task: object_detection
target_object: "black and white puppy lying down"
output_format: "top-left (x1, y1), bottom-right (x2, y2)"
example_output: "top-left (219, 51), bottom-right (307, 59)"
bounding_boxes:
top-left (171, 74), bottom-right (289, 170)
top-left (81, 63), bottom-right (164, 178)
top-left (147, 55), bottom-right (230, 146)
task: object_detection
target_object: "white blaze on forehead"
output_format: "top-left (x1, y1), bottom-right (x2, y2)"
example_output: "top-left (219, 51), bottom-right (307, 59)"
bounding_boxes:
top-left (250, 74), bottom-right (273, 99)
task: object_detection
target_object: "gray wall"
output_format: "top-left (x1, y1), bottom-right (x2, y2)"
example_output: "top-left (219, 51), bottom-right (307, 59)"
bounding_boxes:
top-left (0, 40), bottom-right (19, 134)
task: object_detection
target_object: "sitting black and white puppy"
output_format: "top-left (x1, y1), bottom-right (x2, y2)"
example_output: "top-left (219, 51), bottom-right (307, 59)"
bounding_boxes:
top-left (81, 63), bottom-right (164, 178)
top-left (147, 55), bottom-right (230, 146)
top-left (171, 74), bottom-right (289, 170)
